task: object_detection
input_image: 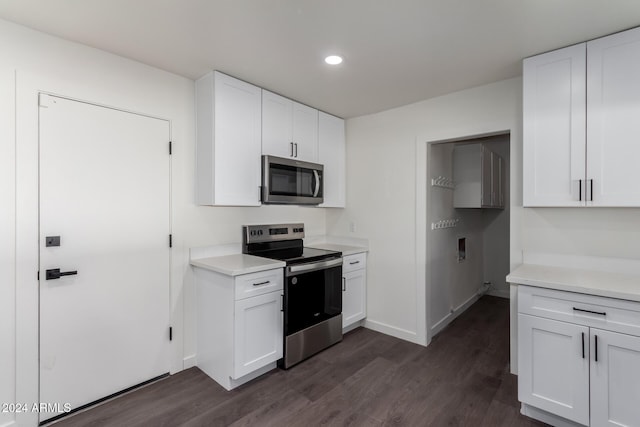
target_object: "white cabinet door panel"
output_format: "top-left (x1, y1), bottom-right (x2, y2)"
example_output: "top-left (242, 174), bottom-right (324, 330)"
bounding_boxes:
top-left (591, 329), bottom-right (640, 427)
top-left (523, 44), bottom-right (586, 207)
top-left (587, 27), bottom-right (640, 207)
top-left (292, 102), bottom-right (318, 162)
top-left (343, 269), bottom-right (366, 328)
top-left (518, 314), bottom-right (590, 425)
top-left (233, 291), bottom-right (283, 379)
top-left (318, 112), bottom-right (345, 207)
top-left (262, 90), bottom-right (293, 159)
top-left (196, 71), bottom-right (262, 206)
top-left (213, 73), bottom-right (262, 206)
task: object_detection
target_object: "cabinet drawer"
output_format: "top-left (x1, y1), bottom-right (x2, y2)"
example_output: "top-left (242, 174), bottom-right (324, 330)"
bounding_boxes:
top-left (235, 268), bottom-right (283, 300)
top-left (518, 285), bottom-right (640, 337)
top-left (343, 252), bottom-right (366, 274)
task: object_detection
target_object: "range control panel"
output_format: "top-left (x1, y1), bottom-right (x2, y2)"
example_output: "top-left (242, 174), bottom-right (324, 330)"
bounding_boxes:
top-left (243, 223), bottom-right (305, 244)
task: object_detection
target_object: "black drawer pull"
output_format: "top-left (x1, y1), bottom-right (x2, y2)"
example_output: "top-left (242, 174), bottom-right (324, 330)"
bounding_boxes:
top-left (349, 261), bottom-right (360, 265)
top-left (573, 307), bottom-right (606, 316)
top-left (252, 281), bottom-right (270, 287)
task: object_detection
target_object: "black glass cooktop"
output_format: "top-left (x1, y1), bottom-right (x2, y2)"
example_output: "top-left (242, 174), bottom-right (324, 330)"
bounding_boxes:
top-left (244, 240), bottom-right (341, 265)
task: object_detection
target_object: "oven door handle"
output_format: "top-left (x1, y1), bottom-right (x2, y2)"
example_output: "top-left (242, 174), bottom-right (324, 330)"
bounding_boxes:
top-left (313, 170), bottom-right (320, 198)
top-left (287, 257), bottom-right (342, 276)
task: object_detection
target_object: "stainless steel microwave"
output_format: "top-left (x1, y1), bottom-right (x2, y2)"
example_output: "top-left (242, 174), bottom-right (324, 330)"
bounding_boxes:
top-left (261, 155), bottom-right (323, 205)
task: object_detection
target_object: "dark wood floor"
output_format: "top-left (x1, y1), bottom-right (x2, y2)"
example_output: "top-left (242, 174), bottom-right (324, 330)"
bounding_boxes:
top-left (52, 296), bottom-right (547, 427)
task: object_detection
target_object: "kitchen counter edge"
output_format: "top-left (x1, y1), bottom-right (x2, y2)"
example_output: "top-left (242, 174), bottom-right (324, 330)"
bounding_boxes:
top-left (190, 254), bottom-right (285, 277)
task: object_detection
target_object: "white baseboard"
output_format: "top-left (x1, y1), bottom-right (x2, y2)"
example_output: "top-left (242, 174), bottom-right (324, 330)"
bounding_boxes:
top-left (430, 293), bottom-right (480, 337)
top-left (363, 319), bottom-right (421, 345)
top-left (183, 354), bottom-right (197, 370)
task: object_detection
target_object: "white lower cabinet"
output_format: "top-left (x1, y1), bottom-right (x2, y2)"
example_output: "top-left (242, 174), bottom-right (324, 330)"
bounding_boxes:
top-left (195, 267), bottom-right (283, 390)
top-left (590, 329), bottom-right (640, 427)
top-left (518, 314), bottom-right (590, 425)
top-left (518, 285), bottom-right (640, 427)
top-left (233, 291), bottom-right (283, 379)
top-left (342, 253), bottom-right (367, 329)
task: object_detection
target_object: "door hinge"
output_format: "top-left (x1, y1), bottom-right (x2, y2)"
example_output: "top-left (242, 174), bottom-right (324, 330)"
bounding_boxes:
top-left (169, 234), bottom-right (173, 248)
top-left (169, 141), bottom-right (172, 155)
top-left (169, 327), bottom-right (173, 341)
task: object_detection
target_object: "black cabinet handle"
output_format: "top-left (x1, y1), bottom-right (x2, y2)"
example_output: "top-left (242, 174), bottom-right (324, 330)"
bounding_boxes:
top-left (290, 142), bottom-right (294, 157)
top-left (252, 281), bottom-right (270, 287)
top-left (294, 143), bottom-right (298, 158)
top-left (595, 335), bottom-right (598, 362)
top-left (590, 179), bottom-right (594, 201)
top-left (581, 332), bottom-right (585, 359)
top-left (579, 179), bottom-right (582, 201)
top-left (45, 268), bottom-right (78, 280)
top-left (573, 307), bottom-right (606, 316)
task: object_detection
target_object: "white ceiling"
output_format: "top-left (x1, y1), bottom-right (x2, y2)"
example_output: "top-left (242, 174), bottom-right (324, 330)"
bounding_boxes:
top-left (1, 0), bottom-right (640, 118)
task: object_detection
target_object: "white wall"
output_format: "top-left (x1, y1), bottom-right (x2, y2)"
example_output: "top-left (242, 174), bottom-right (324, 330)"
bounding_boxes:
top-left (0, 66), bottom-right (16, 427)
top-left (327, 78), bottom-right (524, 344)
top-left (329, 73), bottom-right (640, 346)
top-left (0, 19), bottom-right (326, 427)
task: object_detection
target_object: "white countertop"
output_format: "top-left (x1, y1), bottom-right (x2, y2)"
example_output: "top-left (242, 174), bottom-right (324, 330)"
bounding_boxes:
top-left (507, 264), bottom-right (640, 302)
top-left (190, 254), bottom-right (285, 277)
top-left (306, 243), bottom-right (368, 256)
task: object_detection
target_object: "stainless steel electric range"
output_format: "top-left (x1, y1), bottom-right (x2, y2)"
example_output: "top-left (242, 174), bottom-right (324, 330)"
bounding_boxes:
top-left (242, 223), bottom-right (343, 368)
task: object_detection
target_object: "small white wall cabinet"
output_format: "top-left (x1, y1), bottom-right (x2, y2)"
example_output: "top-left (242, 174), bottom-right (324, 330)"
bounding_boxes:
top-left (195, 267), bottom-right (283, 391)
top-left (342, 252), bottom-right (367, 329)
top-left (453, 144), bottom-right (504, 209)
top-left (195, 71), bottom-right (262, 206)
top-left (523, 26), bottom-right (640, 207)
top-left (318, 111), bottom-right (346, 208)
top-left (262, 90), bottom-right (318, 162)
top-left (518, 285), bottom-right (640, 426)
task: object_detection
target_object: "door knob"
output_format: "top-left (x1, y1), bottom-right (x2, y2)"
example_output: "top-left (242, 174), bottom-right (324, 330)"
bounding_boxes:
top-left (46, 268), bottom-right (78, 280)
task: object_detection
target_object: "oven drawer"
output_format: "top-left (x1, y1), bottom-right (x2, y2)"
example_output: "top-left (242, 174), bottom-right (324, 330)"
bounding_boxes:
top-left (342, 252), bottom-right (366, 274)
top-left (518, 285), bottom-right (640, 337)
top-left (235, 268), bottom-right (284, 300)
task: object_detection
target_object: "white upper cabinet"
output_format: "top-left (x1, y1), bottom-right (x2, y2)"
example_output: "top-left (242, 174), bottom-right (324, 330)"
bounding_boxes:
top-left (523, 44), bottom-right (586, 207)
top-left (196, 71), bottom-right (262, 206)
top-left (587, 27), bottom-right (640, 207)
top-left (318, 112), bottom-right (345, 208)
top-left (453, 143), bottom-right (504, 209)
top-left (262, 90), bottom-right (318, 162)
top-left (524, 26), bottom-right (640, 207)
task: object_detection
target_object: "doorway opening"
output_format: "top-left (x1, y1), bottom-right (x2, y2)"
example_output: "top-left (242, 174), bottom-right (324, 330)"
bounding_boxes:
top-left (427, 132), bottom-right (510, 338)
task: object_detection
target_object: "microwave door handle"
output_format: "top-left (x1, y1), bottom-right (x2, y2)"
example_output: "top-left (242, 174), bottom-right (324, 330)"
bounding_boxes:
top-left (313, 170), bottom-right (320, 197)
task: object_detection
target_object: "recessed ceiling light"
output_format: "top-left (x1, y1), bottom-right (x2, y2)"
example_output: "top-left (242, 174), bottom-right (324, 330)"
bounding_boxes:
top-left (325, 55), bottom-right (343, 65)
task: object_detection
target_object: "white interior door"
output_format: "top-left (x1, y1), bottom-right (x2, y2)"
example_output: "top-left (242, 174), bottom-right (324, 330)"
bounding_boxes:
top-left (39, 94), bottom-right (171, 422)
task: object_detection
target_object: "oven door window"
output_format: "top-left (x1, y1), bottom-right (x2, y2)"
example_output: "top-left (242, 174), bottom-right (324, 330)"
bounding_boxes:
top-left (270, 164), bottom-right (321, 197)
top-left (285, 265), bottom-right (341, 335)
